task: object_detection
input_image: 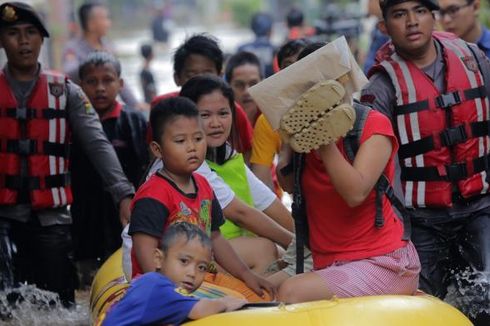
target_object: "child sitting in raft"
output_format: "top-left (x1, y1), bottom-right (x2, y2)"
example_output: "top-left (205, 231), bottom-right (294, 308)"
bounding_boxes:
top-left (103, 222), bottom-right (247, 326)
top-left (179, 75), bottom-right (294, 275)
top-left (128, 97), bottom-right (274, 301)
top-left (275, 45), bottom-right (421, 303)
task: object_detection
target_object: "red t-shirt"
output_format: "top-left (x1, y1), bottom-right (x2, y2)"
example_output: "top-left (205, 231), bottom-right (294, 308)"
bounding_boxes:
top-left (128, 172), bottom-right (224, 277)
top-left (302, 110), bottom-right (406, 270)
top-left (150, 92), bottom-right (253, 154)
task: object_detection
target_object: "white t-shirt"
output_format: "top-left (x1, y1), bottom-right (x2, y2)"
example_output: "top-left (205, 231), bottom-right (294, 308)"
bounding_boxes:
top-left (147, 158), bottom-right (275, 210)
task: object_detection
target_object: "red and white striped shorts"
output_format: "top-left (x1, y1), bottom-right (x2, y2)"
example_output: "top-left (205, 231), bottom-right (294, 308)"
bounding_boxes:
top-left (314, 241), bottom-right (421, 298)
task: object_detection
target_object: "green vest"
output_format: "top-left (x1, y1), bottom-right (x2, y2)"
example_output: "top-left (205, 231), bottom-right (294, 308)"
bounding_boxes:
top-left (207, 153), bottom-right (254, 239)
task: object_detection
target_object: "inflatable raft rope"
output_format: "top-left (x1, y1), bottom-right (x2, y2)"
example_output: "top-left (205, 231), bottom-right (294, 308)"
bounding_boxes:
top-left (90, 249), bottom-right (472, 326)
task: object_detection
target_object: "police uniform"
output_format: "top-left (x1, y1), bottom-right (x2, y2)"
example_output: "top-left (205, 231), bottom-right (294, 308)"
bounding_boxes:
top-left (0, 2), bottom-right (134, 306)
top-left (360, 0), bottom-right (490, 320)
top-left (61, 19), bottom-right (138, 107)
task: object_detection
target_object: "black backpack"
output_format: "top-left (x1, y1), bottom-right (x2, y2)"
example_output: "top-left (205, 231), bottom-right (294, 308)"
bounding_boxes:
top-left (292, 102), bottom-right (411, 274)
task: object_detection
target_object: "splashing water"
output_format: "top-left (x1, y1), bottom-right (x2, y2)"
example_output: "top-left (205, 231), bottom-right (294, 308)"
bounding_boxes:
top-left (0, 284), bottom-right (89, 326)
top-left (444, 266), bottom-right (490, 319)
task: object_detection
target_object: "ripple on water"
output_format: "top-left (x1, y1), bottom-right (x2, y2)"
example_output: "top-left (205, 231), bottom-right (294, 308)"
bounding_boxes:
top-left (0, 284), bottom-right (90, 326)
top-left (444, 267), bottom-right (490, 319)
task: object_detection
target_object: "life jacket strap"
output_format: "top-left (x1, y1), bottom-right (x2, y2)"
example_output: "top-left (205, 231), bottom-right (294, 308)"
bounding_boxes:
top-left (0, 173), bottom-right (71, 190)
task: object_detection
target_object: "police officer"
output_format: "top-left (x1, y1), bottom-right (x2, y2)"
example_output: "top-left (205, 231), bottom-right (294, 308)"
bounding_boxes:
top-left (438, 0), bottom-right (490, 58)
top-left (62, 2), bottom-right (139, 107)
top-left (0, 2), bottom-right (134, 307)
top-left (361, 0), bottom-right (490, 324)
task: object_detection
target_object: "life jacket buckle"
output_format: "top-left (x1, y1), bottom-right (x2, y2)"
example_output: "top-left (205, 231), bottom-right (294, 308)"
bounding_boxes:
top-left (440, 125), bottom-right (467, 147)
top-left (17, 139), bottom-right (34, 155)
top-left (436, 91), bottom-right (461, 109)
top-left (16, 107), bottom-right (27, 120)
top-left (446, 162), bottom-right (467, 181)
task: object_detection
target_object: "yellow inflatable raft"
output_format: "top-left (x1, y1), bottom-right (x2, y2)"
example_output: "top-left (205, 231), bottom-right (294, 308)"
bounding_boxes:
top-left (91, 249), bottom-right (472, 326)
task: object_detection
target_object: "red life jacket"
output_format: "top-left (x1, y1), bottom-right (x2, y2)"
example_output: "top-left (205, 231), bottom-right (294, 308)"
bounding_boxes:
top-left (0, 70), bottom-right (72, 209)
top-left (370, 32), bottom-right (490, 208)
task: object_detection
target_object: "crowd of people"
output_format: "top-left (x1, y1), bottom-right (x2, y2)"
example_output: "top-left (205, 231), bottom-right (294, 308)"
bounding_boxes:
top-left (0, 0), bottom-right (489, 325)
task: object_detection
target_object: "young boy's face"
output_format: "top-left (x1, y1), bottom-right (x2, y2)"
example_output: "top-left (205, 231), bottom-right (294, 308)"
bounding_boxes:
top-left (0, 23), bottom-right (43, 73)
top-left (152, 116), bottom-right (206, 176)
top-left (154, 235), bottom-right (212, 292)
top-left (80, 63), bottom-right (123, 115)
top-left (174, 54), bottom-right (218, 86)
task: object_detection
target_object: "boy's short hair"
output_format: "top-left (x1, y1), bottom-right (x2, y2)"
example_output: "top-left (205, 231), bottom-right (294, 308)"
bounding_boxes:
top-left (78, 2), bottom-right (104, 32)
top-left (297, 42), bottom-right (326, 61)
top-left (140, 44), bottom-right (153, 60)
top-left (150, 96), bottom-right (199, 142)
top-left (160, 222), bottom-right (212, 254)
top-left (173, 34), bottom-right (223, 77)
top-left (224, 51), bottom-right (262, 82)
top-left (79, 51), bottom-right (121, 80)
top-left (277, 38), bottom-right (309, 68)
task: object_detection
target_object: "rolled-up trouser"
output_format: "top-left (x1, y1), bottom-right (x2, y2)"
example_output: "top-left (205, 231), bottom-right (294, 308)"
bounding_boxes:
top-left (4, 217), bottom-right (76, 307)
top-left (411, 207), bottom-right (490, 323)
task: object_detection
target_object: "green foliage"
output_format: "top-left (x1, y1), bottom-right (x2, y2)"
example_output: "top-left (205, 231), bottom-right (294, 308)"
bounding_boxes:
top-left (481, 0), bottom-right (490, 27)
top-left (226, 0), bottom-right (262, 27)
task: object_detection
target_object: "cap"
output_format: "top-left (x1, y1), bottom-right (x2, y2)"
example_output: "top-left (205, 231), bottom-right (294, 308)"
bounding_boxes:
top-left (379, 0), bottom-right (439, 16)
top-left (0, 2), bottom-right (49, 37)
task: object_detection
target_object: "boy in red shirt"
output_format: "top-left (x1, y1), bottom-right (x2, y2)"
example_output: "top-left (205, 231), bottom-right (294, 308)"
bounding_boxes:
top-left (129, 97), bottom-right (274, 300)
top-left (150, 34), bottom-right (253, 159)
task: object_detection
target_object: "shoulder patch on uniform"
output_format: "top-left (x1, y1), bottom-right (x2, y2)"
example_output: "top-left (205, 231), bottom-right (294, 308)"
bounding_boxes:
top-left (461, 55), bottom-right (478, 72)
top-left (49, 82), bottom-right (65, 98)
top-left (360, 94), bottom-right (376, 104)
top-left (77, 90), bottom-right (95, 115)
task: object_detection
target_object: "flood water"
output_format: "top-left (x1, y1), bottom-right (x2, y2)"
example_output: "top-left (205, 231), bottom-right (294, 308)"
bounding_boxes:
top-left (0, 25), bottom-right (254, 326)
top-left (445, 267), bottom-right (490, 320)
top-left (0, 285), bottom-right (89, 325)
top-left (1, 22), bottom-right (489, 326)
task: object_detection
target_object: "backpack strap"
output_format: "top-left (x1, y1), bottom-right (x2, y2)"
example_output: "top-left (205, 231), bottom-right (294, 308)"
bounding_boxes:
top-left (292, 152), bottom-right (308, 274)
top-left (343, 102), bottom-right (411, 240)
